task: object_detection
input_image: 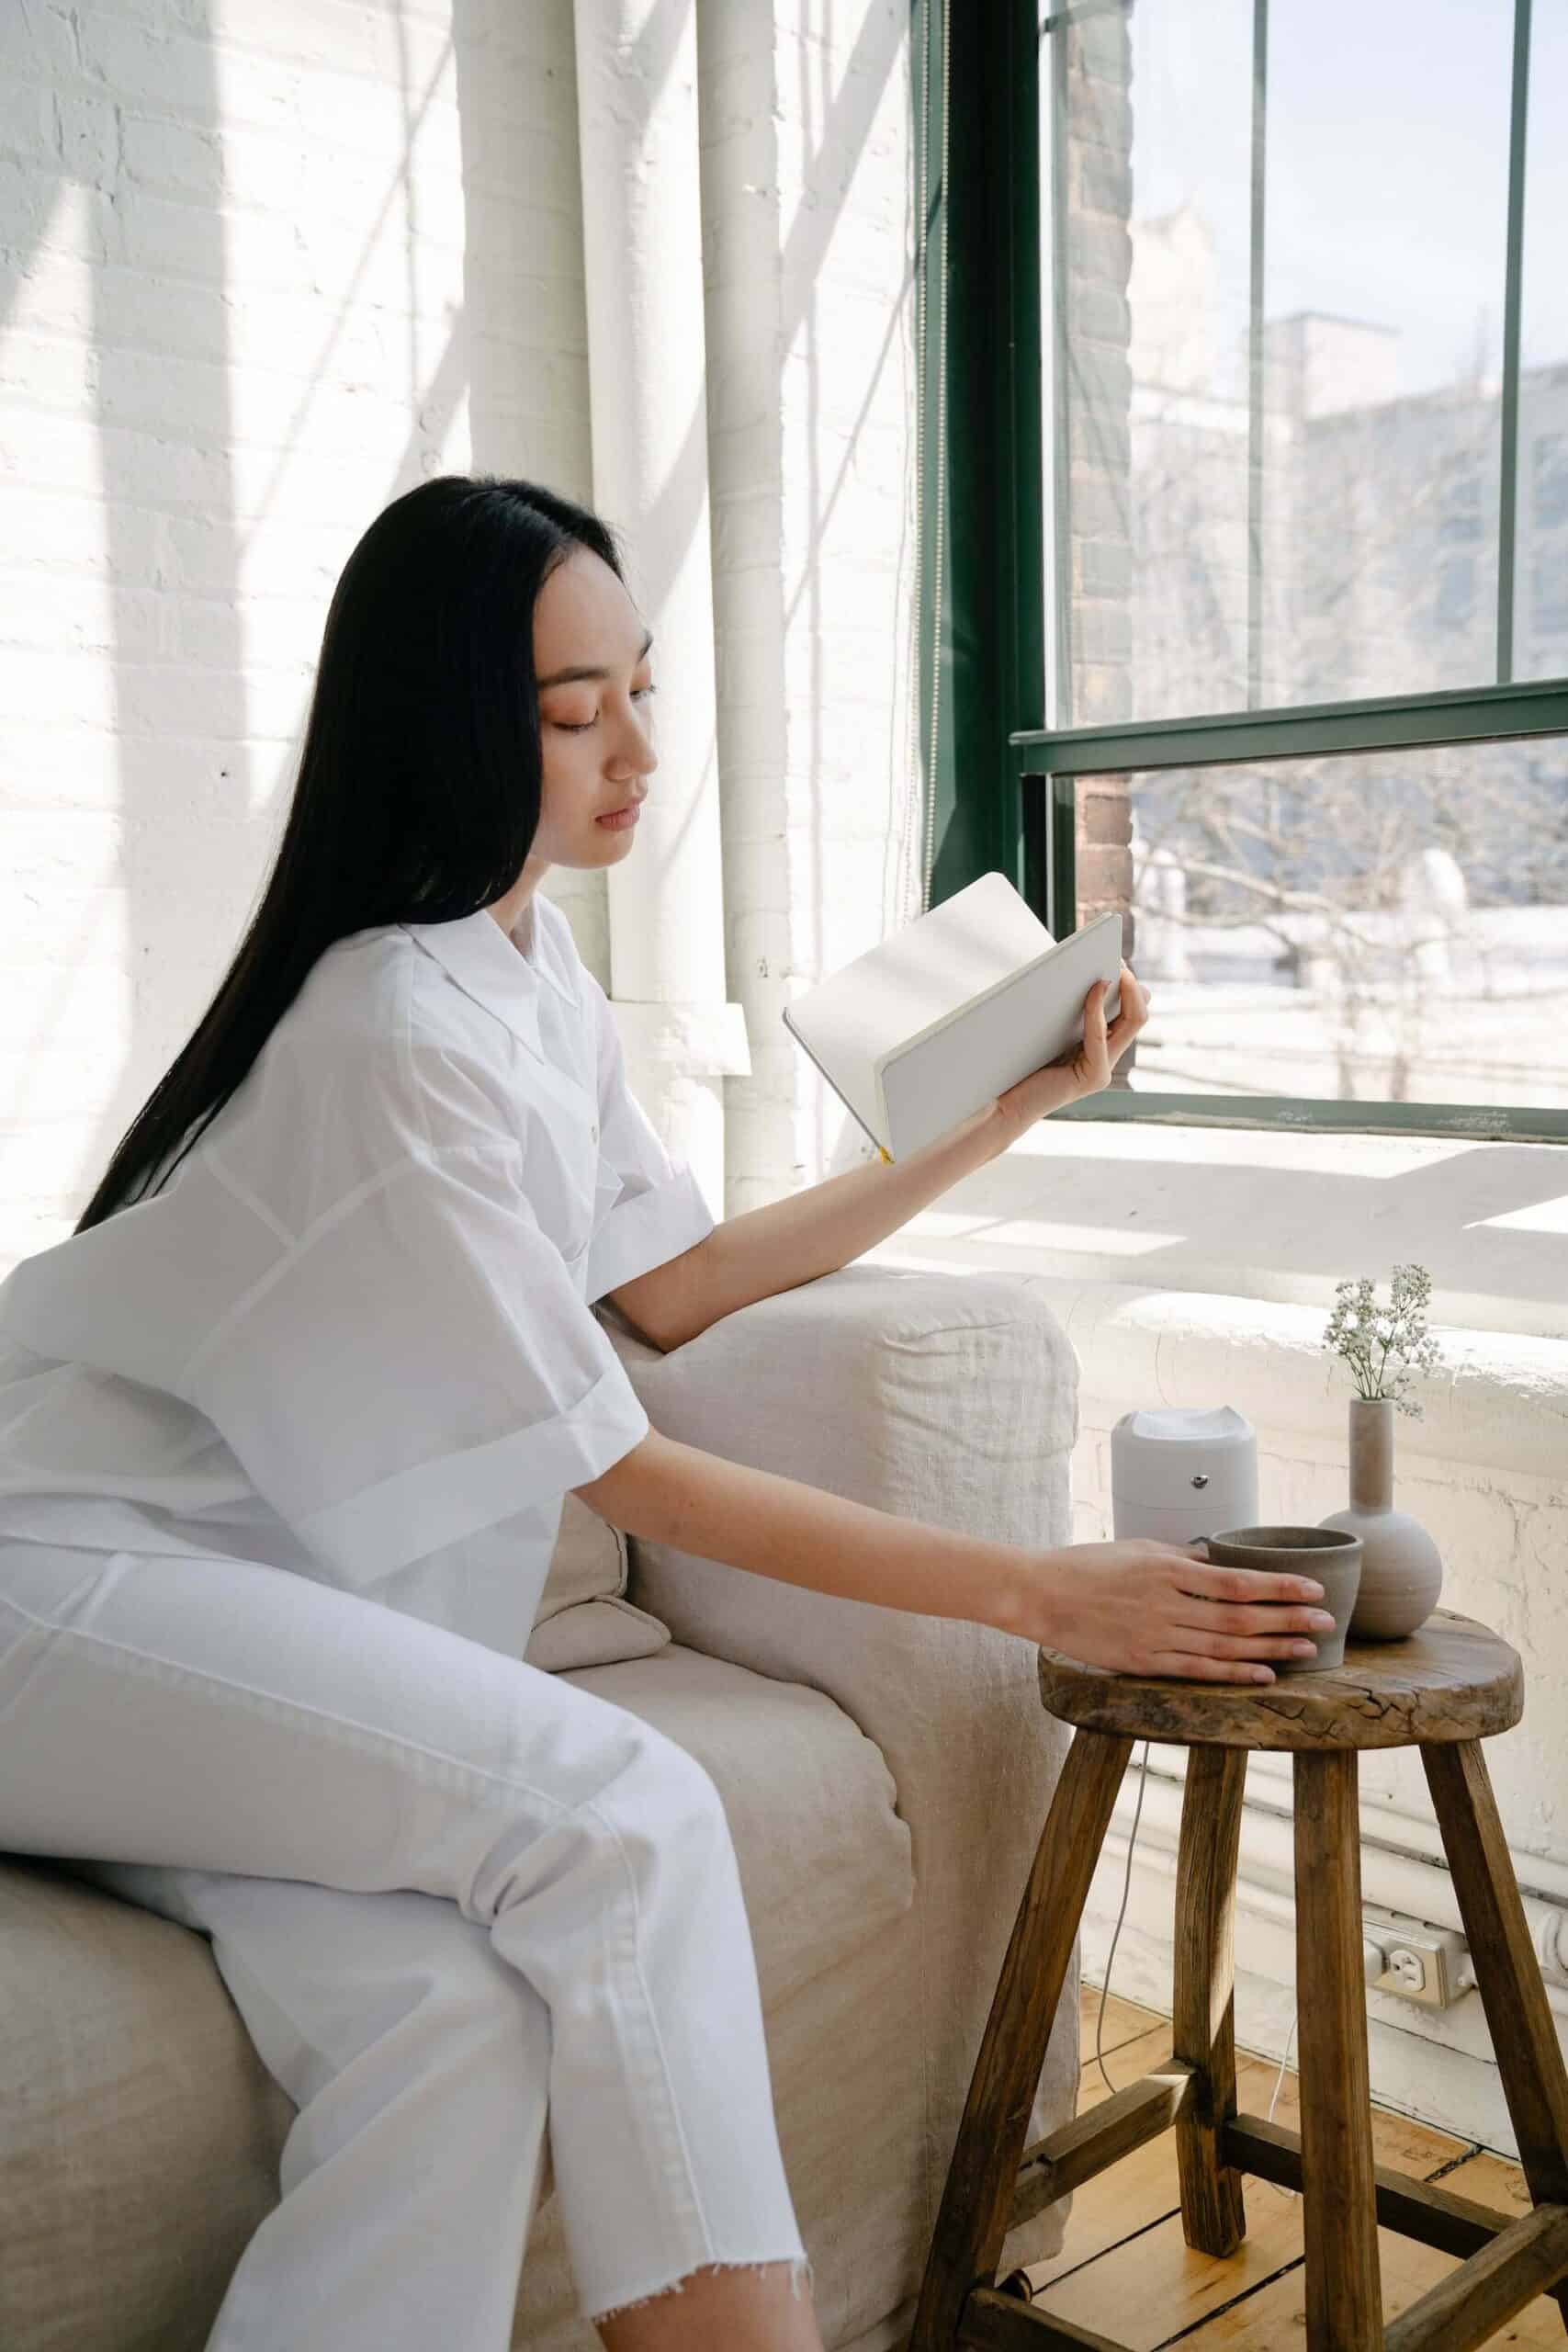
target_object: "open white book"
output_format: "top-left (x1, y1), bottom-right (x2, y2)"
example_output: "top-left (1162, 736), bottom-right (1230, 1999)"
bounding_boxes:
top-left (782, 872), bottom-right (1124, 1162)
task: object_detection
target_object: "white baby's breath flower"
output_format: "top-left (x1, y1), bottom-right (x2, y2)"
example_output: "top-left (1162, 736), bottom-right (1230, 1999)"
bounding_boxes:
top-left (1322, 1262), bottom-right (1441, 1418)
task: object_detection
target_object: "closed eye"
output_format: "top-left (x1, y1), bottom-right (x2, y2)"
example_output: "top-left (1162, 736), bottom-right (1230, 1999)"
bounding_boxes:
top-left (553, 684), bottom-right (658, 733)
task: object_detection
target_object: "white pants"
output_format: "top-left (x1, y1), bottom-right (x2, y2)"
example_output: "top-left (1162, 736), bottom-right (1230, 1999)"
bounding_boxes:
top-left (0, 1538), bottom-right (813, 2347)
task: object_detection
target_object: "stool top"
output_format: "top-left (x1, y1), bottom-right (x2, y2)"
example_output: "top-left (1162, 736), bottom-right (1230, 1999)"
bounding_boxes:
top-left (1036, 1610), bottom-right (1522, 1751)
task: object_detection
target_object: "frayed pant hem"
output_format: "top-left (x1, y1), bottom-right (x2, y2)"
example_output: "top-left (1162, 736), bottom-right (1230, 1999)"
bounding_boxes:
top-left (585, 2250), bottom-right (815, 2325)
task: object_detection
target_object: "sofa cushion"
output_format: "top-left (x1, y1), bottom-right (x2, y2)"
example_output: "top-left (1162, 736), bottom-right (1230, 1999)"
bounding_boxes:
top-left (559, 1641), bottom-right (913, 2009)
top-left (0, 1853), bottom-right (295, 2351)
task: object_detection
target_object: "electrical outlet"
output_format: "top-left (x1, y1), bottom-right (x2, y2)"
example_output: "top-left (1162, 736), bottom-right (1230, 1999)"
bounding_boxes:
top-left (1362, 1906), bottom-right (1475, 2010)
top-left (1388, 1947), bottom-right (1427, 1994)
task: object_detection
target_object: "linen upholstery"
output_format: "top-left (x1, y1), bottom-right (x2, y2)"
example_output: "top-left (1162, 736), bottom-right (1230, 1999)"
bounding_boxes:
top-left (0, 1265), bottom-right (1081, 2352)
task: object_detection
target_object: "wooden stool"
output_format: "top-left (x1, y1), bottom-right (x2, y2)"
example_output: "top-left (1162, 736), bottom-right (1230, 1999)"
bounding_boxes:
top-left (908, 1610), bottom-right (1568, 2352)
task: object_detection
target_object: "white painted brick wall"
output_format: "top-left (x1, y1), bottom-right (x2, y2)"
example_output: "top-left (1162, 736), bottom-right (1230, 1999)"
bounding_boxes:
top-left (1, 0), bottom-right (918, 1264)
top-left (0, 0), bottom-right (590, 1269)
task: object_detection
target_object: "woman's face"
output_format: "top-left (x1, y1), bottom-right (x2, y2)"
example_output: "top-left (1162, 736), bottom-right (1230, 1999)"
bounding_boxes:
top-left (527, 546), bottom-right (659, 873)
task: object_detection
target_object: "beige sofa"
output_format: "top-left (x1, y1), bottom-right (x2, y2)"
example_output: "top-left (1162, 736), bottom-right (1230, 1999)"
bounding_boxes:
top-left (0, 1262), bottom-right (1082, 2350)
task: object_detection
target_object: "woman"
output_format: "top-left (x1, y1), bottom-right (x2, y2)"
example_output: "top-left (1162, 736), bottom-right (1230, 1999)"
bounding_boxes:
top-left (0, 476), bottom-right (1331, 2352)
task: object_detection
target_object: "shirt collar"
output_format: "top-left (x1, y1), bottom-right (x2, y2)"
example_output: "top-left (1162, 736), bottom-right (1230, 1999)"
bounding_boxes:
top-left (398, 906), bottom-right (579, 1064)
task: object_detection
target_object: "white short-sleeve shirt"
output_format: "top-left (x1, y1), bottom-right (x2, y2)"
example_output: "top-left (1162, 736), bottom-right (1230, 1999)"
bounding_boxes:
top-left (0, 896), bottom-right (716, 1658)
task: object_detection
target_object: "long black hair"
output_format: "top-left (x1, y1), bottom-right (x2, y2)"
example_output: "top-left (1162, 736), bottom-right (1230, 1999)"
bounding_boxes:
top-left (74, 474), bottom-right (626, 1233)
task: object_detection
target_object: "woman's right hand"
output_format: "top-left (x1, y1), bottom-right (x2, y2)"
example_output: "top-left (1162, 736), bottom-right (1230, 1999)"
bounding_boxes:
top-left (1008, 1538), bottom-right (1337, 1683)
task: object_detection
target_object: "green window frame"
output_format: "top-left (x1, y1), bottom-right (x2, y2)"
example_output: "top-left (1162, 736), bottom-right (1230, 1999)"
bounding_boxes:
top-left (911, 0), bottom-right (1568, 1146)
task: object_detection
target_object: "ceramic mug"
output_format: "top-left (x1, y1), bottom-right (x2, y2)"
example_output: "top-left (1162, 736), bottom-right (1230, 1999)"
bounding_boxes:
top-left (1203, 1525), bottom-right (1364, 1675)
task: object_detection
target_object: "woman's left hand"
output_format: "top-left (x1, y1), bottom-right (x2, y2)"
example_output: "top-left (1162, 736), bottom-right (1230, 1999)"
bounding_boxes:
top-left (993, 961), bottom-right (1153, 1139)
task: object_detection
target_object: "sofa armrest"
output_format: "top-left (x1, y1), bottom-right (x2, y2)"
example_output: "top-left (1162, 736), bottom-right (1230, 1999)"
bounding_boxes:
top-left (595, 1261), bottom-right (1085, 2272)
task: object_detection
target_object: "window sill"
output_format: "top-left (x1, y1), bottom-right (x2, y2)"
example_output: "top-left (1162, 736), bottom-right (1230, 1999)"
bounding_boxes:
top-left (861, 1114), bottom-right (1568, 1481)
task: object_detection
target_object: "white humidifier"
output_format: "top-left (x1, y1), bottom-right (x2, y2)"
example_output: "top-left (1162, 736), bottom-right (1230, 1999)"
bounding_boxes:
top-left (1111, 1405), bottom-right (1259, 1546)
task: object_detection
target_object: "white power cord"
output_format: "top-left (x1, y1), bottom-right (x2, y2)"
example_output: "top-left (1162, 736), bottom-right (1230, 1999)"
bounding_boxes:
top-left (1092, 1735), bottom-right (1307, 2206)
top-left (1266, 2013), bottom-right (1298, 2124)
top-left (1259, 2012), bottom-right (1303, 2203)
top-left (1257, 1945), bottom-right (1381, 2199)
top-left (1093, 1739), bottom-right (1151, 2095)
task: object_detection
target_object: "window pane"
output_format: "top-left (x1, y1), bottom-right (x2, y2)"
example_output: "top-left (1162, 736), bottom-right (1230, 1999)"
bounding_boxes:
top-left (1118, 3), bottom-right (1254, 719)
top-left (1094, 739), bottom-right (1568, 1112)
top-left (1055, 0), bottom-right (1522, 726)
top-left (1518, 5), bottom-right (1568, 681)
top-left (1263, 0), bottom-right (1511, 707)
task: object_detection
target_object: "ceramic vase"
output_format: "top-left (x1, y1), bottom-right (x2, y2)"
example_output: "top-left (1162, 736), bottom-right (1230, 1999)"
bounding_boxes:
top-left (1317, 1395), bottom-right (1443, 1640)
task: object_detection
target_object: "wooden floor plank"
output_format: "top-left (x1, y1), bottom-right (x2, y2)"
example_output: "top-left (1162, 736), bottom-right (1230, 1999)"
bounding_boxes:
top-left (1449, 2149), bottom-right (1568, 2227)
top-left (1026, 1991), bottom-right (1486, 2341)
top-left (1077, 2026), bottom-right (1179, 2113)
top-left (1176, 2154), bottom-right (1564, 2347)
top-left (1229, 2049), bottom-right (1464, 2180)
top-left (1078, 1987), bottom-right (1172, 2070)
top-left (1031, 2127), bottom-right (1186, 2292)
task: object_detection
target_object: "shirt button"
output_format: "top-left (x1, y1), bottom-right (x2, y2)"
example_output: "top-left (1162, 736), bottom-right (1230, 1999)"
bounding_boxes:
top-left (589, 1122), bottom-right (599, 1144)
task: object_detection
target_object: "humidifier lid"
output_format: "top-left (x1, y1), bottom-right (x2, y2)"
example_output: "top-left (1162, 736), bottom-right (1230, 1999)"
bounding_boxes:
top-left (1114, 1405), bottom-right (1252, 1449)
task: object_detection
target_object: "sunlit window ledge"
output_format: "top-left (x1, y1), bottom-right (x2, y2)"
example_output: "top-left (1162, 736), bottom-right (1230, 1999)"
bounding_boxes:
top-left (860, 1114), bottom-right (1568, 1487)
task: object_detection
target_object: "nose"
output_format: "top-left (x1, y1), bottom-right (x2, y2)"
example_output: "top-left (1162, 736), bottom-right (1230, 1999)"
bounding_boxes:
top-left (615, 709), bottom-right (658, 785)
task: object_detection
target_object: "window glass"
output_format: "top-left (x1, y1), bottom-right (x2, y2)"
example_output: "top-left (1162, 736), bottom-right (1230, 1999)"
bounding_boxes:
top-left (1518, 6), bottom-right (1568, 679)
top-left (1100, 738), bottom-right (1568, 1113)
top-left (1114, 3), bottom-right (1253, 718)
top-left (1263, 0), bottom-right (1511, 707)
top-left (1055, 0), bottom-right (1521, 724)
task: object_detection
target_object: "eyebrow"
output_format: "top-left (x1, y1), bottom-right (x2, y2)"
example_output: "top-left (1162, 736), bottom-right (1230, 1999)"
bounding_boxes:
top-left (536, 627), bottom-right (654, 690)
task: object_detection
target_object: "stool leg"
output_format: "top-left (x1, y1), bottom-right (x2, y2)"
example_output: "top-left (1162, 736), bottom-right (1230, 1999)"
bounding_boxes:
top-left (908, 1727), bottom-right (1134, 2352)
top-left (1172, 1746), bottom-right (1248, 2256)
top-left (1425, 1738), bottom-right (1568, 2333)
top-left (1294, 1748), bottom-right (1382, 2351)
